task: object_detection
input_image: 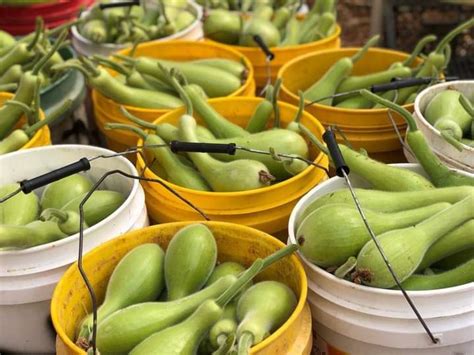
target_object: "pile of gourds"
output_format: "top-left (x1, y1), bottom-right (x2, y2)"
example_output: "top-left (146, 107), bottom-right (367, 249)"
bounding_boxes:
top-left (0, 174), bottom-right (125, 250)
top-left (75, 223), bottom-right (298, 355)
top-left (292, 89), bottom-right (474, 290)
top-left (203, 0), bottom-right (337, 47)
top-left (78, 0), bottom-right (196, 44)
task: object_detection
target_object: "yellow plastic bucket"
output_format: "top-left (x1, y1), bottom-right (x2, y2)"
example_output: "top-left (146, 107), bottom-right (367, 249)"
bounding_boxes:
top-left (92, 40), bottom-right (256, 152)
top-left (207, 25), bottom-right (341, 88)
top-left (0, 92), bottom-right (50, 152)
top-left (134, 97), bottom-right (328, 234)
top-left (278, 48), bottom-right (422, 158)
top-left (51, 221), bottom-right (310, 355)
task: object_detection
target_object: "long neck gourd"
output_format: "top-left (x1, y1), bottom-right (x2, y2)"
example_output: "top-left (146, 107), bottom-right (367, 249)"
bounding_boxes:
top-left (417, 220), bottom-right (474, 272)
top-left (96, 275), bottom-right (238, 353)
top-left (299, 124), bottom-right (434, 191)
top-left (303, 34), bottom-right (380, 105)
top-left (129, 257), bottom-right (267, 355)
top-left (106, 123), bottom-right (211, 191)
top-left (178, 115), bottom-right (274, 192)
top-left (236, 281), bottom-right (297, 355)
top-left (183, 84), bottom-right (249, 138)
top-left (0, 183), bottom-right (39, 225)
top-left (401, 258), bottom-right (474, 291)
top-left (297, 202), bottom-right (451, 267)
top-left (423, 89), bottom-right (472, 141)
top-left (76, 244), bottom-right (165, 344)
top-left (360, 89), bottom-right (474, 187)
top-left (297, 186), bottom-right (473, 226)
top-left (355, 194), bottom-right (474, 288)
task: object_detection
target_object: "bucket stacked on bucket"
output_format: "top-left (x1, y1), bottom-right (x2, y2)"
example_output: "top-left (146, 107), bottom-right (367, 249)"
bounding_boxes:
top-left (0, 92), bottom-right (51, 151)
top-left (279, 48), bottom-right (423, 163)
top-left (92, 40), bottom-right (257, 152)
top-left (0, 145), bottom-right (148, 353)
top-left (0, 0), bottom-right (95, 35)
top-left (135, 97), bottom-right (328, 236)
top-left (51, 222), bottom-right (312, 355)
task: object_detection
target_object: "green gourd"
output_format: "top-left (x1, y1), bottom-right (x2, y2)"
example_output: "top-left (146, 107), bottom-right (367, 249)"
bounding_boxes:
top-left (0, 64), bottom-right (22, 85)
top-left (236, 281), bottom-right (297, 355)
top-left (178, 114), bottom-right (274, 191)
top-left (336, 66), bottom-right (412, 94)
top-left (165, 224), bottom-right (218, 300)
top-left (272, 7), bottom-right (292, 30)
top-left (360, 89), bottom-right (474, 186)
top-left (183, 84), bottom-right (249, 138)
top-left (280, 16), bottom-right (300, 46)
top-left (96, 275), bottom-right (238, 353)
top-left (401, 258), bottom-right (474, 290)
top-left (40, 208), bottom-right (87, 236)
top-left (0, 30), bottom-right (15, 56)
top-left (203, 10), bottom-right (242, 45)
top-left (80, 19), bottom-right (108, 43)
top-left (424, 90), bottom-right (472, 143)
top-left (0, 220), bottom-right (66, 249)
top-left (76, 243), bottom-right (165, 344)
top-left (239, 18), bottom-right (281, 47)
top-left (207, 128), bottom-right (309, 180)
top-left (303, 35), bottom-right (380, 105)
top-left (0, 183), bottom-right (39, 225)
top-left (300, 124), bottom-right (434, 191)
top-left (355, 194), bottom-right (474, 288)
top-left (209, 302), bottom-right (238, 350)
top-left (417, 220), bottom-right (474, 271)
top-left (106, 123), bottom-right (211, 191)
top-left (61, 190), bottom-right (125, 226)
top-left (191, 58), bottom-right (247, 79)
top-left (206, 261), bottom-right (246, 286)
top-left (41, 174), bottom-right (93, 210)
top-left (297, 186), bottom-right (473, 226)
top-left (297, 202), bottom-right (451, 267)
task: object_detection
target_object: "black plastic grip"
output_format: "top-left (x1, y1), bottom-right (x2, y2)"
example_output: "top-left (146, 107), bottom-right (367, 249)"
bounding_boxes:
top-left (99, 0), bottom-right (139, 10)
top-left (322, 129), bottom-right (349, 178)
top-left (20, 158), bottom-right (91, 193)
top-left (253, 35), bottom-right (275, 61)
top-left (370, 77), bottom-right (432, 93)
top-left (170, 141), bottom-right (237, 155)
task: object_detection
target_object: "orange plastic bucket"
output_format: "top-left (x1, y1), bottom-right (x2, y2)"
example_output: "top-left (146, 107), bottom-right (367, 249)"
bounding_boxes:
top-left (92, 40), bottom-right (256, 152)
top-left (207, 25), bottom-right (341, 88)
top-left (0, 92), bottom-right (50, 152)
top-left (134, 97), bottom-right (328, 234)
top-left (51, 222), bottom-right (310, 355)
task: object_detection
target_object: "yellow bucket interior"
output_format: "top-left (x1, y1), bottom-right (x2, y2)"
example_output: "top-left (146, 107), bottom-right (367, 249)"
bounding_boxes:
top-left (0, 92), bottom-right (50, 151)
top-left (51, 221), bottom-right (308, 355)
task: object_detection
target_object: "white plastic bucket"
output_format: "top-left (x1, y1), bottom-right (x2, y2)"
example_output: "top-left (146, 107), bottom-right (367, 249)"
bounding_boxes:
top-left (288, 164), bottom-right (474, 355)
top-left (411, 80), bottom-right (474, 173)
top-left (0, 145), bottom-right (149, 353)
top-left (71, 1), bottom-right (203, 57)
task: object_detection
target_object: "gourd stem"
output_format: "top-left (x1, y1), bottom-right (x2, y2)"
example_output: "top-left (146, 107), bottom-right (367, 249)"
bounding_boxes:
top-left (105, 123), bottom-right (148, 140)
top-left (79, 56), bottom-right (101, 77)
top-left (435, 18), bottom-right (474, 54)
top-left (298, 123), bottom-right (329, 155)
top-left (27, 17), bottom-right (44, 51)
top-left (120, 106), bottom-right (158, 130)
top-left (52, 63), bottom-right (92, 78)
top-left (41, 208), bottom-right (68, 223)
top-left (159, 65), bottom-right (193, 115)
top-left (403, 35), bottom-right (437, 67)
top-left (293, 90), bottom-right (305, 123)
top-left (216, 259), bottom-right (264, 307)
top-left (237, 332), bottom-right (253, 355)
top-left (92, 55), bottom-right (131, 76)
top-left (351, 34), bottom-right (380, 63)
top-left (114, 53), bottom-right (136, 64)
top-left (272, 78), bottom-right (282, 128)
top-left (440, 131), bottom-right (464, 152)
top-left (335, 256), bottom-right (357, 279)
top-left (459, 94), bottom-right (474, 117)
top-left (359, 89), bottom-right (417, 131)
top-left (25, 100), bottom-right (72, 136)
top-left (32, 29), bottom-right (68, 75)
top-left (261, 244), bottom-right (298, 269)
